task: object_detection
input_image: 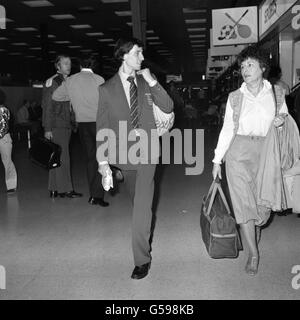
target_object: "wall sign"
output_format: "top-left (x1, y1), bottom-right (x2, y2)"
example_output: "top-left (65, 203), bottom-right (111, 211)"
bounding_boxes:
top-left (212, 6), bottom-right (258, 46)
top-left (259, 0), bottom-right (297, 36)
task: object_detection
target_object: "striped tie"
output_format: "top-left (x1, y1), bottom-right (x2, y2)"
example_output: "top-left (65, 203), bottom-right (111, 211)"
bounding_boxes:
top-left (127, 76), bottom-right (139, 129)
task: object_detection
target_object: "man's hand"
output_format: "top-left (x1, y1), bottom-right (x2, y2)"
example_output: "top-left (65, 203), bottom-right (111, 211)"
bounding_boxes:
top-left (45, 74), bottom-right (57, 88)
top-left (137, 68), bottom-right (156, 85)
top-left (44, 131), bottom-right (53, 140)
top-left (212, 163), bottom-right (222, 180)
top-left (99, 163), bottom-right (113, 191)
top-left (274, 114), bottom-right (287, 128)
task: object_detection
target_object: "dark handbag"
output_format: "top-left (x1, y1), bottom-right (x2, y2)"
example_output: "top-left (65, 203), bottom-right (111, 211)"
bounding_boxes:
top-left (200, 177), bottom-right (242, 259)
top-left (29, 138), bottom-right (61, 170)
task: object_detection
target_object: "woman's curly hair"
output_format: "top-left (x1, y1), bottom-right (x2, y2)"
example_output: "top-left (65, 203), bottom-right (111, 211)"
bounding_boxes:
top-left (237, 45), bottom-right (270, 78)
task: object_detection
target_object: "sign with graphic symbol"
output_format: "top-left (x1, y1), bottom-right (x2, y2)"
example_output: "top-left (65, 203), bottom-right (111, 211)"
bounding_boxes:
top-left (212, 6), bottom-right (258, 46)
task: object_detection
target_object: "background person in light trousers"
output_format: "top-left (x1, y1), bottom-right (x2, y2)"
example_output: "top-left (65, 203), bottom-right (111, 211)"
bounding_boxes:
top-left (0, 98), bottom-right (17, 194)
top-left (212, 45), bottom-right (289, 276)
top-left (96, 38), bottom-right (174, 280)
top-left (52, 55), bottom-right (108, 207)
top-left (42, 54), bottom-right (82, 199)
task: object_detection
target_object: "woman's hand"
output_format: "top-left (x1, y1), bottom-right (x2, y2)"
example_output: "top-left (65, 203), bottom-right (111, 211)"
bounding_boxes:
top-left (44, 131), bottom-right (53, 140)
top-left (274, 114), bottom-right (287, 128)
top-left (212, 163), bottom-right (222, 180)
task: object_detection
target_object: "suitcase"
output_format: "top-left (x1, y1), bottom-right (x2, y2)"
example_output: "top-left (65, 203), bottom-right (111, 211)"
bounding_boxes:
top-left (200, 177), bottom-right (242, 259)
top-left (29, 138), bottom-right (61, 170)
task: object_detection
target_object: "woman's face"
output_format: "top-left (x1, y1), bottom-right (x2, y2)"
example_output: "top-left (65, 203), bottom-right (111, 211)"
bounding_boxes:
top-left (240, 58), bottom-right (265, 84)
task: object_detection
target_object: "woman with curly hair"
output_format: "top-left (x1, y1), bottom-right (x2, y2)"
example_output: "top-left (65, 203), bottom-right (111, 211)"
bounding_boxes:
top-left (212, 45), bottom-right (289, 275)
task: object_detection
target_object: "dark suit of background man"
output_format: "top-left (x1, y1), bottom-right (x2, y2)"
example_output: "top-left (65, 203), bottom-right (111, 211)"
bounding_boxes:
top-left (42, 54), bottom-right (82, 199)
top-left (52, 55), bottom-right (108, 207)
top-left (97, 38), bottom-right (174, 279)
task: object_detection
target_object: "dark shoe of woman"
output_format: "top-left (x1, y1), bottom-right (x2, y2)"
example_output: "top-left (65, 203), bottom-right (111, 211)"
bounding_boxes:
top-left (59, 191), bottom-right (83, 198)
top-left (245, 256), bottom-right (259, 276)
top-left (50, 191), bottom-right (58, 198)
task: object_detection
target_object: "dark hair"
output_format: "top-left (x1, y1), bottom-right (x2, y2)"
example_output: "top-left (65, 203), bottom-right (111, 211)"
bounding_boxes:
top-left (237, 45), bottom-right (270, 78)
top-left (54, 54), bottom-right (71, 71)
top-left (268, 65), bottom-right (282, 79)
top-left (79, 54), bottom-right (98, 70)
top-left (114, 37), bottom-right (144, 62)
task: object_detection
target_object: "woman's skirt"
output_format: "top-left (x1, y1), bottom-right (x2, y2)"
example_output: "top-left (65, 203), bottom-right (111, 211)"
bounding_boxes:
top-left (225, 135), bottom-right (271, 226)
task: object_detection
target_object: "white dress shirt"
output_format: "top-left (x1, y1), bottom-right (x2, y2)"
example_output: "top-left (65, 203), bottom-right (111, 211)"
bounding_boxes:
top-left (213, 79), bottom-right (289, 164)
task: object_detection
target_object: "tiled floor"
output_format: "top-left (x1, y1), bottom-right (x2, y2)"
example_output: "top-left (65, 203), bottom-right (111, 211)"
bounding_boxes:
top-left (0, 130), bottom-right (299, 300)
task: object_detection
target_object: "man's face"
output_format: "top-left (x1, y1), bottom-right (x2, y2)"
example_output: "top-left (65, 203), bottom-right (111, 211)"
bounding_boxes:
top-left (57, 57), bottom-right (71, 76)
top-left (123, 45), bottom-right (144, 71)
top-left (240, 58), bottom-right (264, 84)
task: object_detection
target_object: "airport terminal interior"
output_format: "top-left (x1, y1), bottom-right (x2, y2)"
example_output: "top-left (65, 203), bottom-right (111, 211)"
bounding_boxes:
top-left (0, 0), bottom-right (300, 300)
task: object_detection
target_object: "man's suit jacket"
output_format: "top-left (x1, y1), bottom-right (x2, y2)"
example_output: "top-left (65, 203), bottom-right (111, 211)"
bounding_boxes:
top-left (96, 73), bottom-right (174, 170)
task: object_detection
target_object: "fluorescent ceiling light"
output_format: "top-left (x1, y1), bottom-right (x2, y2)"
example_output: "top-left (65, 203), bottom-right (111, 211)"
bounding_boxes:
top-left (0, 49), bottom-right (6, 51)
top-left (9, 52), bottom-right (22, 55)
top-left (147, 36), bottom-right (159, 40)
top-left (68, 45), bottom-right (82, 48)
top-left (102, 0), bottom-right (128, 3)
top-left (51, 14), bottom-right (75, 20)
top-left (6, 18), bottom-right (14, 22)
top-left (146, 30), bottom-right (154, 34)
top-left (80, 49), bottom-right (93, 52)
top-left (36, 34), bottom-right (56, 38)
top-left (115, 11), bottom-right (132, 16)
top-left (22, 1), bottom-right (53, 7)
top-left (148, 42), bottom-right (163, 45)
top-left (126, 22), bottom-right (132, 27)
top-left (30, 47), bottom-right (41, 50)
top-left (15, 27), bottom-right (38, 31)
top-left (183, 8), bottom-right (207, 13)
top-left (70, 24), bottom-right (92, 29)
top-left (185, 19), bottom-right (206, 24)
top-left (0, 37), bottom-right (8, 40)
top-left (54, 41), bottom-right (71, 44)
top-left (107, 44), bottom-right (115, 47)
top-left (187, 27), bottom-right (206, 32)
top-left (189, 34), bottom-right (206, 38)
top-left (11, 42), bottom-right (28, 46)
top-left (191, 40), bottom-right (206, 43)
top-left (98, 38), bottom-right (114, 42)
top-left (26, 55), bottom-right (35, 57)
top-left (191, 44), bottom-right (205, 47)
top-left (86, 32), bottom-right (104, 36)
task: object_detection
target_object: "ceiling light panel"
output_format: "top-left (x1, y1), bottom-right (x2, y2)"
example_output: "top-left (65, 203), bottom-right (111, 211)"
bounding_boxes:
top-left (102, 0), bottom-right (128, 3)
top-left (11, 42), bottom-right (28, 46)
top-left (189, 34), bottom-right (206, 38)
top-left (51, 14), bottom-right (75, 20)
top-left (54, 41), bottom-right (71, 44)
top-left (185, 19), bottom-right (206, 24)
top-left (183, 8), bottom-right (207, 13)
top-left (187, 28), bottom-right (206, 32)
top-left (15, 27), bottom-right (38, 31)
top-left (115, 11), bottom-right (132, 16)
top-left (22, 1), bottom-right (53, 7)
top-left (98, 38), bottom-right (114, 42)
top-left (70, 24), bottom-right (92, 29)
top-left (86, 32), bottom-right (105, 36)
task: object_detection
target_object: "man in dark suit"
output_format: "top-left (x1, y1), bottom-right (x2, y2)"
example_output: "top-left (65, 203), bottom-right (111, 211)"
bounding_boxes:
top-left (96, 38), bottom-right (174, 279)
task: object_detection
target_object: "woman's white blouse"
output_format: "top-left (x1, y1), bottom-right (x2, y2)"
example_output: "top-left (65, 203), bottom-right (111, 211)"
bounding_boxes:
top-left (213, 80), bottom-right (289, 164)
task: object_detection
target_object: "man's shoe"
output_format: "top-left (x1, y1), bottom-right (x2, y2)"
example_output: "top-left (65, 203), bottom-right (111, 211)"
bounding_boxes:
top-left (7, 188), bottom-right (17, 194)
top-left (59, 191), bottom-right (83, 198)
top-left (49, 190), bottom-right (58, 198)
top-left (88, 197), bottom-right (109, 207)
top-left (131, 262), bottom-right (151, 280)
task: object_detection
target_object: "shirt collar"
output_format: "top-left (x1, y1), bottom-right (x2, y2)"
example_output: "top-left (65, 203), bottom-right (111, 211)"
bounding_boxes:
top-left (240, 79), bottom-right (272, 97)
top-left (81, 68), bottom-right (93, 73)
top-left (118, 66), bottom-right (136, 83)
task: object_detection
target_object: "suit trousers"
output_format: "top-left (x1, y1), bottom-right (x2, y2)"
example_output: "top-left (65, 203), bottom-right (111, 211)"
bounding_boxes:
top-left (0, 133), bottom-right (17, 190)
top-left (123, 164), bottom-right (157, 266)
top-left (48, 128), bottom-right (73, 193)
top-left (78, 122), bottom-right (104, 199)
